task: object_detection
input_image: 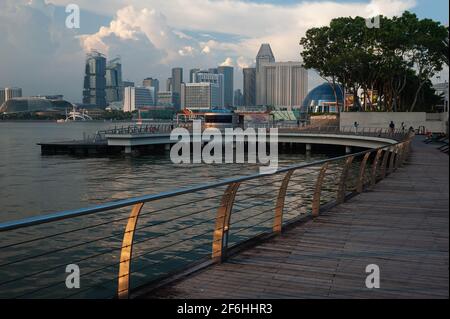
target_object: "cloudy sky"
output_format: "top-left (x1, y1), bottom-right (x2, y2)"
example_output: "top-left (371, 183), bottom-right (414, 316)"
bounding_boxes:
top-left (0, 0), bottom-right (448, 102)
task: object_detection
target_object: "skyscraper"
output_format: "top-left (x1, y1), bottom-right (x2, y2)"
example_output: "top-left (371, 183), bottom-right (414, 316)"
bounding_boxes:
top-left (234, 89), bottom-right (244, 107)
top-left (171, 68), bottom-right (183, 109)
top-left (105, 58), bottom-right (123, 104)
top-left (143, 78), bottom-right (159, 93)
top-left (243, 67), bottom-right (256, 106)
top-left (218, 66), bottom-right (234, 108)
top-left (83, 51), bottom-right (107, 108)
top-left (166, 78), bottom-right (173, 92)
top-left (258, 61), bottom-right (308, 110)
top-left (143, 78), bottom-right (159, 104)
top-left (189, 69), bottom-right (200, 83)
top-left (256, 44), bottom-right (275, 105)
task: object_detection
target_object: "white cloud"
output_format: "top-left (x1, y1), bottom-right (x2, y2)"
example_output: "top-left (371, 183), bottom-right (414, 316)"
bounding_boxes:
top-left (53, 0), bottom-right (417, 61)
top-left (220, 57), bottom-right (234, 67)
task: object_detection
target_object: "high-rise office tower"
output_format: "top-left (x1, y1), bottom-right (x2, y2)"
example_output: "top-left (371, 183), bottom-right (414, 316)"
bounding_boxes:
top-left (218, 66), bottom-right (234, 108)
top-left (208, 68), bottom-right (218, 74)
top-left (143, 78), bottom-right (159, 93)
top-left (234, 89), bottom-right (244, 107)
top-left (166, 78), bottom-right (173, 92)
top-left (189, 69), bottom-right (200, 83)
top-left (243, 68), bottom-right (256, 106)
top-left (171, 68), bottom-right (183, 109)
top-left (194, 71), bottom-right (224, 108)
top-left (83, 51), bottom-right (107, 108)
top-left (143, 78), bottom-right (159, 104)
top-left (105, 57), bottom-right (123, 103)
top-left (258, 61), bottom-right (308, 110)
top-left (256, 44), bottom-right (275, 105)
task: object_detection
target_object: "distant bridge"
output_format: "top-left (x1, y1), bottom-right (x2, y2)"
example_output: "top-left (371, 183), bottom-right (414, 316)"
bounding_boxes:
top-left (39, 124), bottom-right (407, 156)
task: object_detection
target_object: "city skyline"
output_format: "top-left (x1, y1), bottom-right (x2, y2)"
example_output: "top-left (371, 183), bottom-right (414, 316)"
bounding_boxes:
top-left (0, 0), bottom-right (448, 102)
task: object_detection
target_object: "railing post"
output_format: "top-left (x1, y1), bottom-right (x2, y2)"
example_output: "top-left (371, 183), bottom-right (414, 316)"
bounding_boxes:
top-left (396, 144), bottom-right (404, 169)
top-left (370, 149), bottom-right (383, 188)
top-left (212, 182), bottom-right (240, 263)
top-left (312, 162), bottom-right (329, 217)
top-left (337, 156), bottom-right (354, 204)
top-left (380, 148), bottom-right (390, 179)
top-left (356, 152), bottom-right (371, 193)
top-left (388, 146), bottom-right (397, 174)
top-left (117, 202), bottom-right (145, 299)
top-left (273, 170), bottom-right (295, 234)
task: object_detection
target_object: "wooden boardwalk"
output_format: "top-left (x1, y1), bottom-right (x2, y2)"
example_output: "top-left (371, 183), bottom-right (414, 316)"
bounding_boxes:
top-left (151, 137), bottom-right (449, 299)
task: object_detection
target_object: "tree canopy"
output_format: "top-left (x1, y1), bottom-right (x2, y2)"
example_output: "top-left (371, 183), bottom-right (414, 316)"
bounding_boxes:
top-left (300, 11), bottom-right (448, 112)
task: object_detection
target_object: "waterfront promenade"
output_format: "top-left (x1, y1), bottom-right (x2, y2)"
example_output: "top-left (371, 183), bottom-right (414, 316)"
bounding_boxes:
top-left (151, 137), bottom-right (449, 299)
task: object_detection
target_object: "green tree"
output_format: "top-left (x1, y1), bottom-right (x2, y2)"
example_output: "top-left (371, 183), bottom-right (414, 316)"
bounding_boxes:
top-left (300, 11), bottom-right (448, 113)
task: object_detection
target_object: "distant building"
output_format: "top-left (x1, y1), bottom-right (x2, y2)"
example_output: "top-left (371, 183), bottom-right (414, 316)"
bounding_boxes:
top-left (302, 83), bottom-right (343, 113)
top-left (83, 51), bottom-right (107, 108)
top-left (258, 61), bottom-right (308, 110)
top-left (243, 68), bottom-right (256, 106)
top-left (105, 58), bottom-right (123, 104)
top-left (123, 81), bottom-right (134, 88)
top-left (208, 68), bottom-right (218, 74)
top-left (181, 82), bottom-right (222, 110)
top-left (256, 44), bottom-right (275, 105)
top-left (157, 91), bottom-right (178, 107)
top-left (189, 69), bottom-right (200, 83)
top-left (166, 78), bottom-right (173, 92)
top-left (0, 97), bottom-right (71, 113)
top-left (193, 70), bottom-right (224, 108)
top-left (218, 66), bottom-right (234, 108)
top-left (234, 89), bottom-right (244, 107)
top-left (143, 78), bottom-right (160, 104)
top-left (123, 86), bottom-right (155, 112)
top-left (143, 78), bottom-right (159, 93)
top-left (433, 82), bottom-right (449, 113)
top-left (30, 94), bottom-right (63, 100)
top-left (0, 87), bottom-right (22, 105)
top-left (171, 68), bottom-right (183, 109)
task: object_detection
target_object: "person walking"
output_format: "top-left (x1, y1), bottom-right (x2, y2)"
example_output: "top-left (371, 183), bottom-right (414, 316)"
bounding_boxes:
top-left (354, 121), bottom-right (359, 134)
top-left (389, 121), bottom-right (395, 134)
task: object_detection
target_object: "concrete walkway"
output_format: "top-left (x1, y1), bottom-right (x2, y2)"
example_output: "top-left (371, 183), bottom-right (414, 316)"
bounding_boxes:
top-left (152, 137), bottom-right (449, 299)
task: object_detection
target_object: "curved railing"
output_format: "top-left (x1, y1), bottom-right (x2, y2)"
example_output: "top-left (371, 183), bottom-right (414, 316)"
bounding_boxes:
top-left (0, 131), bottom-right (413, 299)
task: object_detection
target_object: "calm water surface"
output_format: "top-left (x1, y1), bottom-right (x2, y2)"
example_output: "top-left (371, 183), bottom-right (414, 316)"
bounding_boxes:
top-left (0, 121), bottom-right (324, 222)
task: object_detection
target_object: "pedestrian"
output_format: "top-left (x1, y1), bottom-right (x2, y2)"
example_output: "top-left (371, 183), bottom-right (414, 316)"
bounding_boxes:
top-left (354, 121), bottom-right (359, 134)
top-left (389, 121), bottom-right (395, 133)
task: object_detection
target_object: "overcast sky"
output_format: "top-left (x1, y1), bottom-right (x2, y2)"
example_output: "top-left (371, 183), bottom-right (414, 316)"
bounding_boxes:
top-left (0, 0), bottom-right (448, 103)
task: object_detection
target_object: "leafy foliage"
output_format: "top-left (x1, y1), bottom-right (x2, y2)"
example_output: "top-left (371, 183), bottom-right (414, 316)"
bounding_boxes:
top-left (300, 11), bottom-right (448, 112)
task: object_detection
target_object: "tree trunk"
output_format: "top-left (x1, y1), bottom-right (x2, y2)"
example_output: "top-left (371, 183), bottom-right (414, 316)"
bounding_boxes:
top-left (410, 80), bottom-right (427, 112)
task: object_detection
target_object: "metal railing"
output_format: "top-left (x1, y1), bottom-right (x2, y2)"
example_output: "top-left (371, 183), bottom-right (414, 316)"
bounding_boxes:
top-left (83, 124), bottom-right (183, 143)
top-left (97, 123), bottom-right (407, 141)
top-left (0, 132), bottom-right (413, 299)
